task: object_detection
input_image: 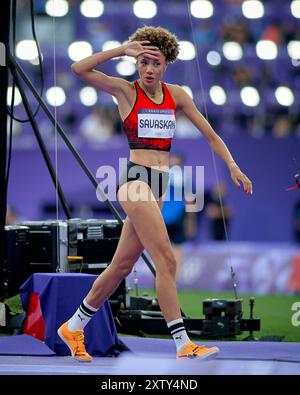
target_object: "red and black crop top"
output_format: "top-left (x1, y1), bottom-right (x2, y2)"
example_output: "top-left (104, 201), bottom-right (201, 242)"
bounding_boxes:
top-left (123, 80), bottom-right (176, 152)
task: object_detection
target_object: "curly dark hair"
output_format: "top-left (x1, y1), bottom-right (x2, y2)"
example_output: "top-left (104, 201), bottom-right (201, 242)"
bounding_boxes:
top-left (128, 25), bottom-right (180, 63)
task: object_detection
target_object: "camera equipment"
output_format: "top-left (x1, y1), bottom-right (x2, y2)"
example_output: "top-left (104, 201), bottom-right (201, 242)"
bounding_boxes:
top-left (115, 267), bottom-right (260, 339)
top-left (198, 267), bottom-right (260, 339)
top-left (201, 297), bottom-right (260, 338)
top-left (202, 298), bottom-right (243, 337)
top-left (4, 219), bottom-right (127, 315)
top-left (68, 218), bottom-right (122, 268)
top-left (115, 297), bottom-right (260, 338)
top-left (2, 226), bottom-right (30, 299)
top-left (20, 220), bottom-right (68, 273)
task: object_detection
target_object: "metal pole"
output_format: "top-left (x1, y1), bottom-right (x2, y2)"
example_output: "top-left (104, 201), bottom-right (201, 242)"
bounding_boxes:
top-left (0, 1), bottom-right (10, 301)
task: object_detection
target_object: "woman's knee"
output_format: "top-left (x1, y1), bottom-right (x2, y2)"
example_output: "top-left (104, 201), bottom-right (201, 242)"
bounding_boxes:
top-left (118, 263), bottom-right (134, 278)
top-left (156, 248), bottom-right (177, 278)
top-left (110, 258), bottom-right (135, 279)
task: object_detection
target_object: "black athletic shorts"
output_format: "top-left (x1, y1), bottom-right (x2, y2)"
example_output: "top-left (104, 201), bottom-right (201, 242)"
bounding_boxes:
top-left (116, 161), bottom-right (169, 200)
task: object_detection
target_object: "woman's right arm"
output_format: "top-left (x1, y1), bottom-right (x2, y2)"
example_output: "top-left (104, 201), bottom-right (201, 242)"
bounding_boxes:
top-left (71, 41), bottom-right (159, 97)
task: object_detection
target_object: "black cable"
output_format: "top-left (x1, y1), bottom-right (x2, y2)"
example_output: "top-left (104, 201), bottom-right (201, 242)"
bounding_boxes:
top-left (6, 0), bottom-right (16, 186)
top-left (7, 0), bottom-right (44, 123)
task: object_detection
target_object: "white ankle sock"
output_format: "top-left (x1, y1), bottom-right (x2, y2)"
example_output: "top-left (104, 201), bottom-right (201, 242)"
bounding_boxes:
top-left (67, 298), bottom-right (98, 332)
top-left (167, 318), bottom-right (191, 352)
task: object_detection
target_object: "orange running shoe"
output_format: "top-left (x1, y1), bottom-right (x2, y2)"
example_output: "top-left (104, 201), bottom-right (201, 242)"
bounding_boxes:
top-left (57, 322), bottom-right (92, 362)
top-left (176, 342), bottom-right (219, 360)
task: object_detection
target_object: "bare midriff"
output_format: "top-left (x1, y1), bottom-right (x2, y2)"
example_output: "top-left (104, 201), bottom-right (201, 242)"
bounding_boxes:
top-left (129, 149), bottom-right (170, 172)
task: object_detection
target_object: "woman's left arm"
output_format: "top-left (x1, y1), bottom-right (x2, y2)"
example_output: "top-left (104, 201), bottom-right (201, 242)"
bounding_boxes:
top-left (174, 86), bottom-right (253, 195)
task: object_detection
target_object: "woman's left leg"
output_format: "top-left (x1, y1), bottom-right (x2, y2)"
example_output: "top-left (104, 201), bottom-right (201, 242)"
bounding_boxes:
top-left (85, 196), bottom-right (165, 307)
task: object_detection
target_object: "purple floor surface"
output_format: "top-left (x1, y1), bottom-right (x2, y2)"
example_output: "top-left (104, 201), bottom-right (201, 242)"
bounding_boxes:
top-left (0, 334), bottom-right (55, 356)
top-left (119, 336), bottom-right (300, 363)
top-left (0, 335), bottom-right (299, 375)
top-left (0, 354), bottom-right (299, 375)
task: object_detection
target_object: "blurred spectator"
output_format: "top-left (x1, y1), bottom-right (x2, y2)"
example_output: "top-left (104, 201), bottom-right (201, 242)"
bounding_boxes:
top-left (294, 113), bottom-right (300, 137)
top-left (205, 183), bottom-right (232, 241)
top-left (272, 115), bottom-right (293, 138)
top-left (234, 21), bottom-right (254, 45)
top-left (294, 199), bottom-right (300, 243)
top-left (220, 19), bottom-right (253, 45)
top-left (194, 20), bottom-right (217, 46)
top-left (162, 153), bottom-right (197, 277)
top-left (88, 22), bottom-right (114, 50)
top-left (5, 206), bottom-right (19, 226)
top-left (291, 197), bottom-right (300, 293)
top-left (250, 114), bottom-right (266, 138)
top-left (79, 107), bottom-right (115, 142)
top-left (277, 21), bottom-right (296, 44)
top-left (233, 65), bottom-right (254, 88)
top-left (220, 21), bottom-right (236, 43)
top-left (261, 23), bottom-right (283, 45)
top-left (261, 64), bottom-right (276, 89)
top-left (295, 25), bottom-right (300, 41)
top-left (234, 111), bottom-right (255, 133)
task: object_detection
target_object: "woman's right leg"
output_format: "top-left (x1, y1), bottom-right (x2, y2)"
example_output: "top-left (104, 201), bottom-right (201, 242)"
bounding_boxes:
top-left (85, 193), bottom-right (166, 307)
top-left (85, 184), bottom-right (165, 307)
